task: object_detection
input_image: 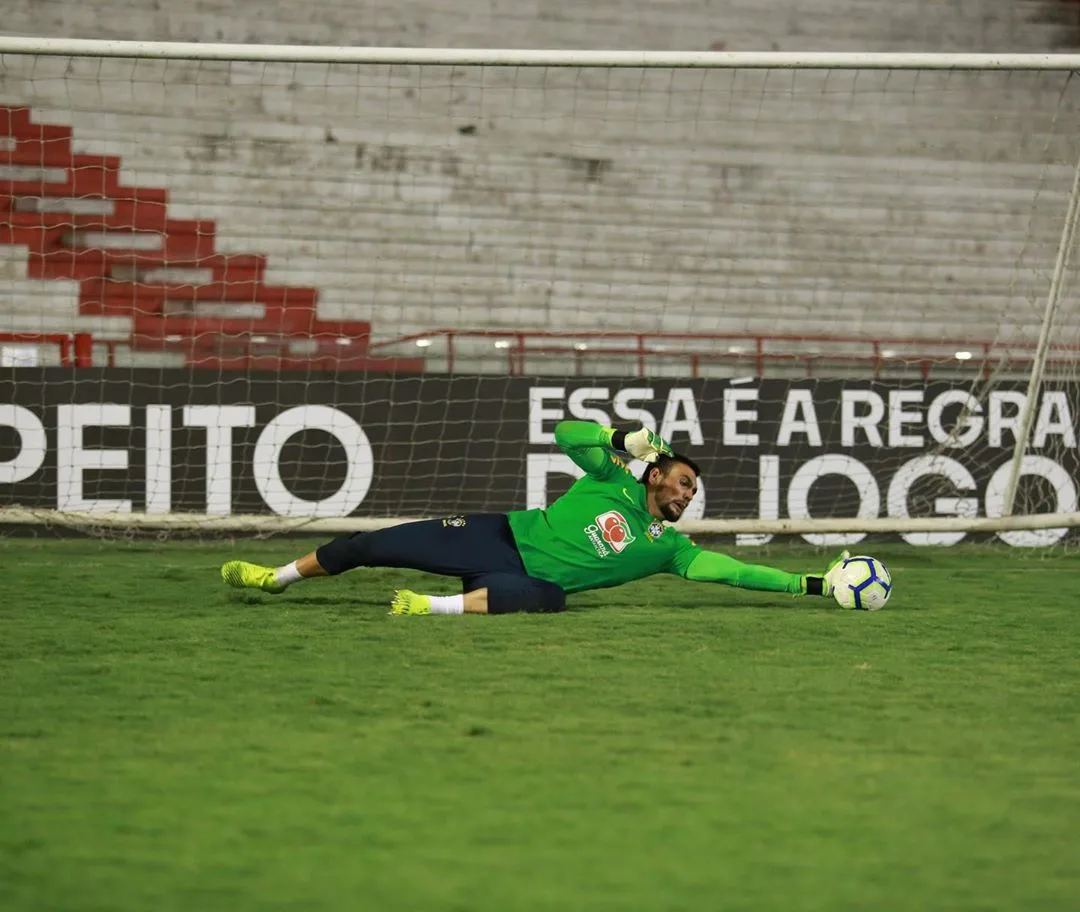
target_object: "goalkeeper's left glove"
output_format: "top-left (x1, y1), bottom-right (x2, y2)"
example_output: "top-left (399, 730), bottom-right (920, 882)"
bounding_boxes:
top-left (801, 550), bottom-right (850, 597)
top-left (822, 550), bottom-right (851, 597)
top-left (622, 426), bottom-right (674, 463)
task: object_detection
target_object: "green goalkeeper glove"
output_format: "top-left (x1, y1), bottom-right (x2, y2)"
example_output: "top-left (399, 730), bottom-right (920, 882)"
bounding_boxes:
top-left (623, 427), bottom-right (674, 463)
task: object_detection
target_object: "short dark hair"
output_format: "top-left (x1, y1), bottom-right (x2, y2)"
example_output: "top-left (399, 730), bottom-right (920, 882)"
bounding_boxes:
top-left (639, 452), bottom-right (702, 486)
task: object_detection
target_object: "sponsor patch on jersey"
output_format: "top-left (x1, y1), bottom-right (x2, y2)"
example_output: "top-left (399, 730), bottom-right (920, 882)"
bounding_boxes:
top-left (646, 521), bottom-right (664, 541)
top-left (442, 515), bottom-right (467, 528)
top-left (595, 510), bottom-right (636, 553)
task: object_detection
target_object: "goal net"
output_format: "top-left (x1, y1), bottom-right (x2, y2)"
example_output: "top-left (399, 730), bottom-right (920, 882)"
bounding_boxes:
top-left (1, 41), bottom-right (1079, 546)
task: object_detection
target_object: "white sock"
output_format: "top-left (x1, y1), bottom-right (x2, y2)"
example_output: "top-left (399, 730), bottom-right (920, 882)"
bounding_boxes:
top-left (274, 561), bottom-right (304, 588)
top-left (428, 594), bottom-right (465, 615)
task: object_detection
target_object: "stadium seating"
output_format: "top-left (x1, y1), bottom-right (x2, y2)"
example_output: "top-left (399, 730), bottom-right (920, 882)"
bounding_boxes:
top-left (0, 105), bottom-right (424, 371)
top-left (0, 1), bottom-right (1076, 374)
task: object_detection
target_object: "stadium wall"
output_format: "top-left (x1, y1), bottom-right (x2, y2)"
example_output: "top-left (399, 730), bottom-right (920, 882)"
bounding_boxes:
top-left (2, 0), bottom-right (1069, 54)
top-left (3, 369), bottom-right (1078, 545)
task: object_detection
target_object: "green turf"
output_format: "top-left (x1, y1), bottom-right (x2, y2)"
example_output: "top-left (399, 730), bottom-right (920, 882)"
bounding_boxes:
top-left (1, 537), bottom-right (1078, 911)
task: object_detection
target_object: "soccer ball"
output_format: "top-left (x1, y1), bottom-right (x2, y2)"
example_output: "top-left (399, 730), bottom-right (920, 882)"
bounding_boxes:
top-left (831, 555), bottom-right (892, 611)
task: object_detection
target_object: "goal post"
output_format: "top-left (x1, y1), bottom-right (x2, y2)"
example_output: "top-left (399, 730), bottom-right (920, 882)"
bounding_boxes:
top-left (1001, 144), bottom-right (1080, 518)
top-left (2, 39), bottom-right (1080, 546)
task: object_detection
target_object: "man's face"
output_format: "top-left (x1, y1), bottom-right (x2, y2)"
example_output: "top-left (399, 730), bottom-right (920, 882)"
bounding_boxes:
top-left (650, 462), bottom-right (698, 522)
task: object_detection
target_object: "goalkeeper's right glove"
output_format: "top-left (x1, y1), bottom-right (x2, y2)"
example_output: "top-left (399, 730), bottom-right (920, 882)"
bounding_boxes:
top-left (622, 427), bottom-right (674, 463)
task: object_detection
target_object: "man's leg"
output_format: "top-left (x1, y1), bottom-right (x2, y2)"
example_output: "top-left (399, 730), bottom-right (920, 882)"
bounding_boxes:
top-left (390, 587), bottom-right (490, 615)
top-left (221, 515), bottom-right (523, 594)
top-left (390, 572), bottom-right (566, 616)
top-left (221, 547), bottom-right (328, 593)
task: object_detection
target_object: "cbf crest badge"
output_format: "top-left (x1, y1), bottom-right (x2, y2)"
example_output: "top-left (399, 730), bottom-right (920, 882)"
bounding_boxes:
top-left (646, 521), bottom-right (664, 541)
top-left (443, 515), bottom-right (467, 528)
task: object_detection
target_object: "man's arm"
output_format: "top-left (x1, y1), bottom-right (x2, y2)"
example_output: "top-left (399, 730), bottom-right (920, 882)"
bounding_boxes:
top-left (555, 420), bottom-right (673, 480)
top-left (554, 420), bottom-right (624, 480)
top-left (668, 540), bottom-right (828, 597)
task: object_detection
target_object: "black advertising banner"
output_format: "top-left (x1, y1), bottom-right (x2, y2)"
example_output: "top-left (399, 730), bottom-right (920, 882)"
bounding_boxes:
top-left (1, 370), bottom-right (1078, 545)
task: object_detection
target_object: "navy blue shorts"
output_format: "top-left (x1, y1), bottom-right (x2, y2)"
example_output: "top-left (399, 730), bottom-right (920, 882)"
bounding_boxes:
top-left (315, 514), bottom-right (565, 614)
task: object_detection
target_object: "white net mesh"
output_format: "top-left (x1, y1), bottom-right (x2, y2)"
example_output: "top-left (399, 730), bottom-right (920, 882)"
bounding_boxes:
top-left (1, 46), bottom-right (1078, 543)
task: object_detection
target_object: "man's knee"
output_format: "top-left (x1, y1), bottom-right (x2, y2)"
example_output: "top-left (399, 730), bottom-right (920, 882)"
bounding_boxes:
top-left (527, 583), bottom-right (566, 613)
top-left (314, 532), bottom-right (365, 576)
top-left (469, 573), bottom-right (565, 614)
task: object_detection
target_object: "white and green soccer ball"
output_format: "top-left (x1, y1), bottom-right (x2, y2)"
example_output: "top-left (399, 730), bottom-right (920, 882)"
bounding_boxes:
top-left (832, 555), bottom-right (892, 611)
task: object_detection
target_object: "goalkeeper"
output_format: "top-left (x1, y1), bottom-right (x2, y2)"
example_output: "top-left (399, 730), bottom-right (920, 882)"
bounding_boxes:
top-left (221, 421), bottom-right (844, 615)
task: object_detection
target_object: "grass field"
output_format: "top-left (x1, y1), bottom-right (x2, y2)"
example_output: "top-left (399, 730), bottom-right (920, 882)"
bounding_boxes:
top-left (2, 536), bottom-right (1078, 911)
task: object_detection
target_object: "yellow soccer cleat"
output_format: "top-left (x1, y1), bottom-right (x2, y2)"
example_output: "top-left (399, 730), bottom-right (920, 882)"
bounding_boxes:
top-left (221, 560), bottom-right (286, 594)
top-left (389, 589), bottom-right (431, 616)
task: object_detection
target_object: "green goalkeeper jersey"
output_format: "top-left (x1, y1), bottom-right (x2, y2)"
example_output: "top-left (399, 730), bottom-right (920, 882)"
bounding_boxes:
top-left (507, 421), bottom-right (806, 597)
top-left (507, 445), bottom-right (697, 595)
